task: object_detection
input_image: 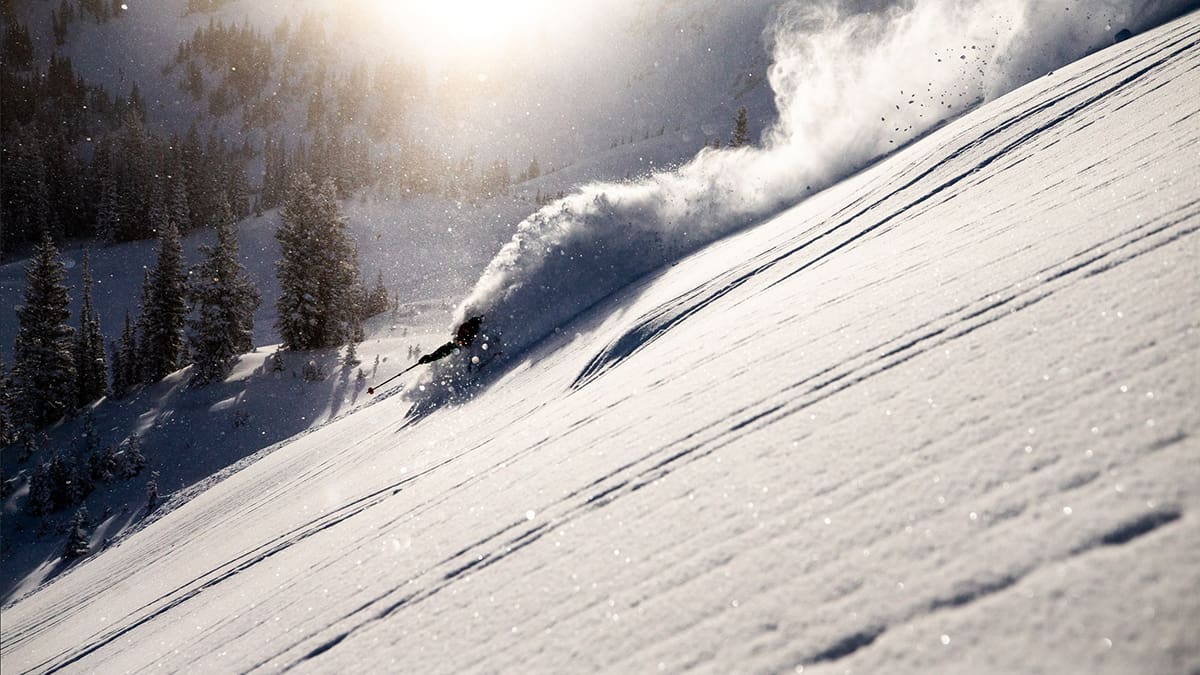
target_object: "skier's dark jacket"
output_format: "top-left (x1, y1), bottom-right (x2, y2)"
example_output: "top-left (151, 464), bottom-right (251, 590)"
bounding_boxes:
top-left (418, 316), bottom-right (484, 364)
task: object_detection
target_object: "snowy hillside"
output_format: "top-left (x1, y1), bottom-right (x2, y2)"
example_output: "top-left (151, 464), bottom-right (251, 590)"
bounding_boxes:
top-left (2, 6), bottom-right (1197, 675)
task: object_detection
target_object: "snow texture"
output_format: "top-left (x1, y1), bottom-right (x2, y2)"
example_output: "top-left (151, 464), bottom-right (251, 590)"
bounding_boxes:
top-left (2, 5), bottom-right (1199, 675)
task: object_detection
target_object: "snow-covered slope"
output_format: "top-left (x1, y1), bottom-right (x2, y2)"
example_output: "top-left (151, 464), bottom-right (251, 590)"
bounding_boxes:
top-left (3, 8), bottom-right (1197, 673)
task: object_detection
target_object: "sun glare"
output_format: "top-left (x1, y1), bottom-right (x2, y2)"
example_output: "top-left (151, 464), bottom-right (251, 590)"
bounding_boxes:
top-left (373, 0), bottom-right (557, 60)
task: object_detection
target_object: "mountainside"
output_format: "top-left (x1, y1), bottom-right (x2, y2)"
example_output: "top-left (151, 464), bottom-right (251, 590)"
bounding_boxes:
top-left (2, 9), bottom-right (1197, 675)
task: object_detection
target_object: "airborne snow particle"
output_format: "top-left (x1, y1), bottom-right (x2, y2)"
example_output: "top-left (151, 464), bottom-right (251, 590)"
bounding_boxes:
top-left (941, 634), bottom-right (951, 645)
top-left (525, 510), bottom-right (535, 520)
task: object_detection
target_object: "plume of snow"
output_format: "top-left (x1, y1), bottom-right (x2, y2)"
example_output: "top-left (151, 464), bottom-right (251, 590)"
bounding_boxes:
top-left (409, 0), bottom-right (1194, 407)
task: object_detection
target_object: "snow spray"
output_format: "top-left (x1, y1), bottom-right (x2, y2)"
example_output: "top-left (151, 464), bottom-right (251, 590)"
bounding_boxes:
top-left (410, 0), bottom-right (1194, 406)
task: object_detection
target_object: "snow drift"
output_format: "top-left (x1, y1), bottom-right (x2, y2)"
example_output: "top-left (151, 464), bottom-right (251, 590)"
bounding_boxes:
top-left (410, 0), bottom-right (1196, 408)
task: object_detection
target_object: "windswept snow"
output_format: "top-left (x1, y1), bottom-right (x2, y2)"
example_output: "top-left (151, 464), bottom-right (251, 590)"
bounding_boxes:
top-left (2, 6), bottom-right (1197, 674)
top-left (425, 0), bottom-right (1199, 409)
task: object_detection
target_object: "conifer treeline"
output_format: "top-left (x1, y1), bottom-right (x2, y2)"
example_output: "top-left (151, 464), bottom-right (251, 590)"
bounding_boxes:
top-left (1, 63), bottom-right (251, 259)
top-left (3, 174), bottom-right (393, 443)
top-left (1, 2), bottom-right (556, 258)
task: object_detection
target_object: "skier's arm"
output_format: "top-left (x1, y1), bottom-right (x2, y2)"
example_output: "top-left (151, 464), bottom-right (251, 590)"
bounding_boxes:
top-left (418, 342), bottom-right (457, 364)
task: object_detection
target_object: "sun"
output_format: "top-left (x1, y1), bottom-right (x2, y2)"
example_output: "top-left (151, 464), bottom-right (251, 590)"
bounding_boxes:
top-left (370, 0), bottom-right (557, 60)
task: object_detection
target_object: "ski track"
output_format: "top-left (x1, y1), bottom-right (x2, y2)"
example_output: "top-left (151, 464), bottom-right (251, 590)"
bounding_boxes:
top-left (3, 13), bottom-right (1200, 675)
top-left (575, 19), bottom-right (1200, 390)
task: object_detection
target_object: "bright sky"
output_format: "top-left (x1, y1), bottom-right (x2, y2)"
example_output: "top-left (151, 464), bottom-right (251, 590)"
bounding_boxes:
top-left (370, 0), bottom-right (571, 61)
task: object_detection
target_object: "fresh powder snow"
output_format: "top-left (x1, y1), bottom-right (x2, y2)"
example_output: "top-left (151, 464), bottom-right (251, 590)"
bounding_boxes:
top-left (1, 2), bottom-right (1198, 674)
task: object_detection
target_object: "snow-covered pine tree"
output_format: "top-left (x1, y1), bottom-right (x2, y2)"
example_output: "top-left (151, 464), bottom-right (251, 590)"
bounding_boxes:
top-left (119, 432), bottom-right (146, 478)
top-left (314, 178), bottom-right (362, 345)
top-left (276, 173), bottom-right (359, 350)
top-left (275, 172), bottom-right (323, 350)
top-left (89, 442), bottom-right (119, 483)
top-left (12, 235), bottom-right (77, 430)
top-left (187, 193), bottom-right (261, 383)
top-left (365, 270), bottom-right (389, 317)
top-left (74, 251), bottom-right (108, 406)
top-left (343, 330), bottom-right (360, 367)
top-left (344, 311), bottom-right (363, 367)
top-left (732, 106), bottom-right (751, 147)
top-left (63, 507), bottom-right (90, 559)
top-left (140, 220), bottom-right (189, 382)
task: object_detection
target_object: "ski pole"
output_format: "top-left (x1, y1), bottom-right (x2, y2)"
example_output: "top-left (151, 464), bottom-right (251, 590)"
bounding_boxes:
top-left (368, 361), bottom-right (421, 395)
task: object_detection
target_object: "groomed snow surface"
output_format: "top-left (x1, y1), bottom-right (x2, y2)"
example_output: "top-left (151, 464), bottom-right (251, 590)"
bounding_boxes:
top-left (3, 12), bottom-right (1200, 675)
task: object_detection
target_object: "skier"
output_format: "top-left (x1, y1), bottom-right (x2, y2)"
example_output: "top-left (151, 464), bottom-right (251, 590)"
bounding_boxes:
top-left (367, 316), bottom-right (486, 395)
top-left (417, 315), bottom-right (484, 365)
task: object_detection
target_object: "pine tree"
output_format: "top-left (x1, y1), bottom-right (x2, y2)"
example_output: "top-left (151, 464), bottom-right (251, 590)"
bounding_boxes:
top-left (119, 432), bottom-right (145, 478)
top-left (78, 408), bottom-right (101, 456)
top-left (181, 123), bottom-right (203, 230)
top-left (115, 107), bottom-right (152, 240)
top-left (147, 177), bottom-right (168, 239)
top-left (318, 178), bottom-right (362, 347)
top-left (344, 305), bottom-right (364, 367)
top-left (187, 194), bottom-right (261, 383)
top-left (70, 415), bottom-right (98, 499)
top-left (146, 471), bottom-right (160, 513)
top-left (276, 172), bottom-right (359, 350)
top-left (140, 221), bottom-right (189, 381)
top-left (0, 356), bottom-right (14, 447)
top-left (89, 442), bottom-right (119, 483)
top-left (731, 106), bottom-right (751, 147)
top-left (63, 507), bottom-right (90, 559)
top-left (93, 140), bottom-right (121, 243)
top-left (167, 166), bottom-right (191, 232)
top-left (225, 162), bottom-right (249, 218)
top-left (343, 319), bottom-right (360, 367)
top-left (111, 311), bottom-right (138, 397)
top-left (74, 251), bottom-right (108, 405)
top-left (46, 449), bottom-right (84, 506)
top-left (12, 235), bottom-right (77, 430)
top-left (364, 270), bottom-right (389, 317)
top-left (25, 460), bottom-right (54, 515)
top-left (5, 126), bottom-right (54, 242)
top-left (133, 269), bottom-right (152, 381)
